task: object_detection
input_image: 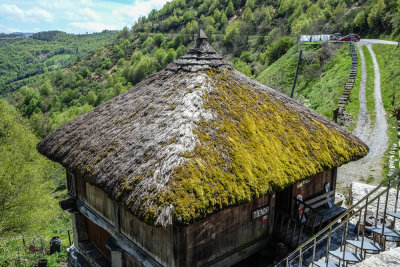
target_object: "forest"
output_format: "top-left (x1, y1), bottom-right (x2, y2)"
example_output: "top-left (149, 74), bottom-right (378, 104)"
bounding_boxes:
top-left (0, 30), bottom-right (117, 92)
top-left (1, 0), bottom-right (400, 265)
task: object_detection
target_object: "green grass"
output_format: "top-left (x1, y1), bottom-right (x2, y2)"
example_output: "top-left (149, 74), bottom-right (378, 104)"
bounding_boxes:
top-left (257, 43), bottom-right (353, 119)
top-left (44, 54), bottom-right (71, 66)
top-left (257, 45), bottom-right (299, 95)
top-left (373, 44), bottom-right (400, 177)
top-left (362, 45), bottom-right (376, 124)
top-left (0, 190), bottom-right (72, 267)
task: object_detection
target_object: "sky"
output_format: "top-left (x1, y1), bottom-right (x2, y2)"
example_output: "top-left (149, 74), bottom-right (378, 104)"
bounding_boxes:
top-left (0, 0), bottom-right (169, 34)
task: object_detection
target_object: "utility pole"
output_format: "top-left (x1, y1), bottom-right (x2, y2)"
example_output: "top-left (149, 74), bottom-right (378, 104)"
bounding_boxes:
top-left (290, 49), bottom-right (303, 98)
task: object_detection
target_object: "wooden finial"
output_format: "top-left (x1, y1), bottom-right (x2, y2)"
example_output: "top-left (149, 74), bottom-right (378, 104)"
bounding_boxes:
top-left (198, 29), bottom-right (208, 40)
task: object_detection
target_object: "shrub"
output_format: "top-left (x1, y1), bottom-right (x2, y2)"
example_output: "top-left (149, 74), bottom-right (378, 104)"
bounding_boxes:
top-left (265, 37), bottom-right (296, 65)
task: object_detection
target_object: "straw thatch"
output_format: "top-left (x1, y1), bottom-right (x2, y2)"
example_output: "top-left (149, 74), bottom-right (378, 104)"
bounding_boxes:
top-left (37, 30), bottom-right (368, 226)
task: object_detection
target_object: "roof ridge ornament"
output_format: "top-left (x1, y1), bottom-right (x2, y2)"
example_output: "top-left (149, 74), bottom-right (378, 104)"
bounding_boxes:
top-left (169, 28), bottom-right (231, 70)
top-left (189, 29), bottom-right (216, 54)
top-left (198, 29), bottom-right (208, 40)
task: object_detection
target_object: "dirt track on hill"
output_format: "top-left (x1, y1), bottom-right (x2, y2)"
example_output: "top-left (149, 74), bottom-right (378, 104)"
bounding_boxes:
top-left (336, 42), bottom-right (388, 191)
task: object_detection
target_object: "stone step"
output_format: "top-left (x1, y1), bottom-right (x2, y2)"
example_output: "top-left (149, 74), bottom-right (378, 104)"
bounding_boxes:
top-left (346, 239), bottom-right (382, 254)
top-left (312, 260), bottom-right (343, 267)
top-left (387, 211), bottom-right (400, 219)
top-left (329, 250), bottom-right (363, 263)
top-left (365, 226), bottom-right (400, 238)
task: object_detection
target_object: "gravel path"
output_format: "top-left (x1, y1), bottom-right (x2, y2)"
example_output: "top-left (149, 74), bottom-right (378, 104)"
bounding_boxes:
top-left (337, 43), bottom-right (389, 191)
top-left (360, 39), bottom-right (399, 45)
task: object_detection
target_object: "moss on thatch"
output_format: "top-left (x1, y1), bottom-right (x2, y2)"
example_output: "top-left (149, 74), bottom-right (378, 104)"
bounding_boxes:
top-left (149, 68), bottom-right (368, 225)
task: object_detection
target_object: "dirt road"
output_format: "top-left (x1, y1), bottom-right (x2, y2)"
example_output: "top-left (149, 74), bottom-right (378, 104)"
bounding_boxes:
top-left (337, 41), bottom-right (389, 190)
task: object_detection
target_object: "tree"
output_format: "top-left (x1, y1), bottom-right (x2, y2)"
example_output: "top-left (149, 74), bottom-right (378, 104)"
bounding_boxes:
top-left (40, 81), bottom-right (53, 97)
top-left (86, 91), bottom-right (97, 106)
top-left (154, 48), bottom-right (167, 69)
top-left (223, 21), bottom-right (249, 56)
top-left (176, 45), bottom-right (187, 58)
top-left (240, 51), bottom-right (253, 63)
top-left (233, 0), bottom-right (241, 9)
top-left (220, 11), bottom-right (228, 27)
top-left (154, 33), bottom-right (164, 46)
top-left (367, 0), bottom-right (386, 31)
top-left (245, 0), bottom-right (255, 11)
top-left (224, 21), bottom-right (240, 48)
top-left (264, 37), bottom-right (296, 65)
top-left (354, 11), bottom-right (366, 31)
top-left (205, 25), bottom-right (217, 42)
top-left (243, 7), bottom-right (254, 22)
top-left (226, 1), bottom-right (235, 18)
top-left (117, 26), bottom-right (129, 39)
top-left (0, 100), bottom-right (56, 234)
top-left (165, 48), bottom-right (176, 65)
top-left (232, 58), bottom-right (252, 76)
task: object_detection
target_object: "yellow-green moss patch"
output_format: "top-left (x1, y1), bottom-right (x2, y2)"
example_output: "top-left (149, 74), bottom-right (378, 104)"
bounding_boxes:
top-left (155, 69), bottom-right (367, 225)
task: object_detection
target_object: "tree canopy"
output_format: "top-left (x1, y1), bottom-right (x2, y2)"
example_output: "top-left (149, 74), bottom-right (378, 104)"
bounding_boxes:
top-left (0, 100), bottom-right (58, 235)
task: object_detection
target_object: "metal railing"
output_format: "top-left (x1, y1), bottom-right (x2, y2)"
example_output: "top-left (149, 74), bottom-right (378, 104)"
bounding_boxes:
top-left (273, 168), bottom-right (400, 267)
top-left (295, 197), bottom-right (326, 233)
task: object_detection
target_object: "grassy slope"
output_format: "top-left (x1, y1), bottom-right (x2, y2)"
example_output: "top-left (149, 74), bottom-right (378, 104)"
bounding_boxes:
top-left (373, 44), bottom-right (400, 175)
top-left (257, 45), bottom-right (299, 95)
top-left (0, 100), bottom-right (70, 266)
top-left (257, 43), bottom-right (353, 120)
top-left (1, 212), bottom-right (71, 267)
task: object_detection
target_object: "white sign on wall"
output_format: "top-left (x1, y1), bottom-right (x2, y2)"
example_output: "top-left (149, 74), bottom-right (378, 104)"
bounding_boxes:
top-left (252, 205), bottom-right (270, 224)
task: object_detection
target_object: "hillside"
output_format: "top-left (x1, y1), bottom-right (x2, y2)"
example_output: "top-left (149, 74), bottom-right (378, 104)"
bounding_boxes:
top-left (0, 30), bottom-right (117, 93)
top-left (257, 43), bottom-right (353, 119)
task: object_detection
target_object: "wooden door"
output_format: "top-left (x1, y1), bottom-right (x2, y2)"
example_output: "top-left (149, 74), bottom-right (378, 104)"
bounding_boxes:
top-left (85, 218), bottom-right (112, 260)
top-left (275, 185), bottom-right (293, 216)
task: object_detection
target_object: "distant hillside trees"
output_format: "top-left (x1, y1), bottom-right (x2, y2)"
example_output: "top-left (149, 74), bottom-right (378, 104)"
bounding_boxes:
top-left (31, 31), bottom-right (65, 41)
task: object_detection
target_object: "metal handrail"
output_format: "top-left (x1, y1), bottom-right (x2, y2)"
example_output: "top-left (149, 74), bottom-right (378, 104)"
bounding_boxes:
top-left (293, 197), bottom-right (325, 217)
top-left (274, 168), bottom-right (400, 266)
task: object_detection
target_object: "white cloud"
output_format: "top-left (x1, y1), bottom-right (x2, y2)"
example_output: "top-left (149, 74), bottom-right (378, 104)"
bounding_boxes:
top-left (0, 4), bottom-right (53, 22)
top-left (25, 7), bottom-right (53, 22)
top-left (68, 21), bottom-right (117, 32)
top-left (111, 0), bottom-right (168, 25)
top-left (0, 4), bottom-right (25, 20)
top-left (65, 7), bottom-right (101, 21)
top-left (82, 8), bottom-right (100, 21)
top-left (0, 23), bottom-right (20, 33)
top-left (38, 0), bottom-right (93, 10)
top-left (0, 0), bottom-right (169, 33)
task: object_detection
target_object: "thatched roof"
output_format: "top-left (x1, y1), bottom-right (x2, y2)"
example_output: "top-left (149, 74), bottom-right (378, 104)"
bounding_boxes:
top-left (37, 30), bottom-right (368, 226)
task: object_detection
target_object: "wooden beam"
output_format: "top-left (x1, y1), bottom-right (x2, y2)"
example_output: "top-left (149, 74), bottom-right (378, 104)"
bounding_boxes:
top-left (59, 197), bottom-right (77, 210)
top-left (304, 191), bottom-right (334, 205)
top-left (76, 199), bottom-right (163, 267)
top-left (309, 197), bottom-right (335, 209)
